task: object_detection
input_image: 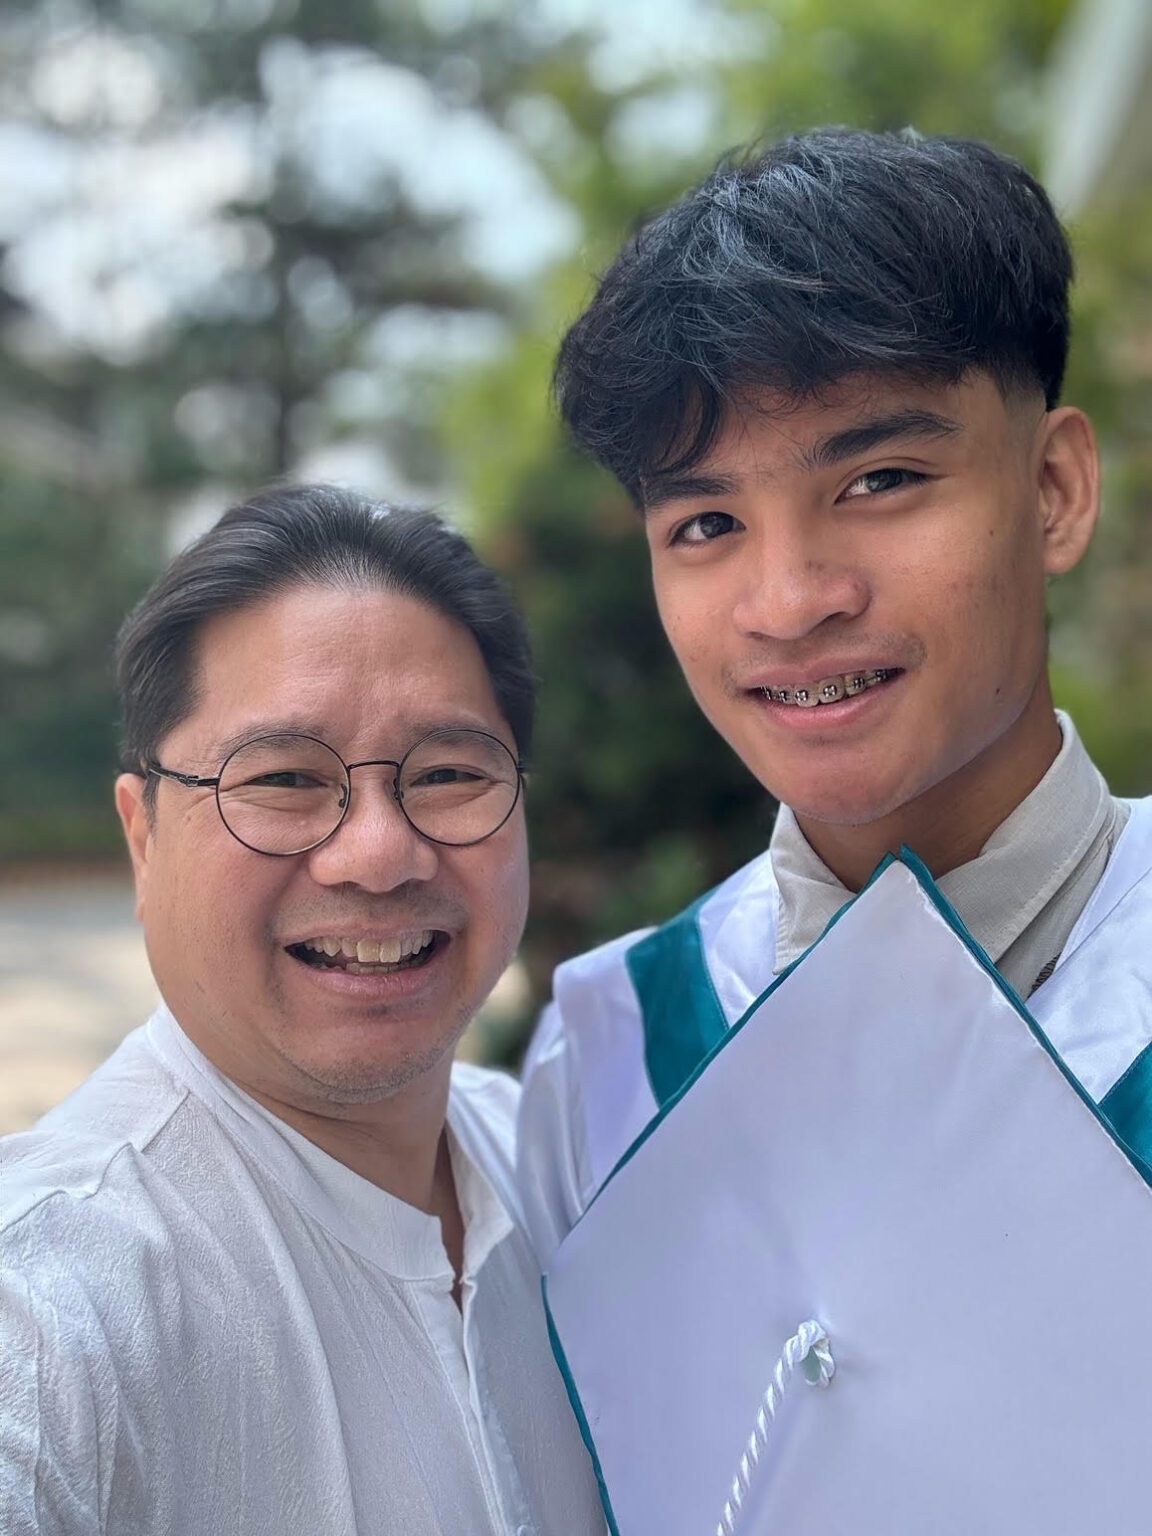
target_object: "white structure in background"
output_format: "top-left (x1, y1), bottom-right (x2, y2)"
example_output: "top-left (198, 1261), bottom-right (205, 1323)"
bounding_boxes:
top-left (1044, 0), bottom-right (1152, 213)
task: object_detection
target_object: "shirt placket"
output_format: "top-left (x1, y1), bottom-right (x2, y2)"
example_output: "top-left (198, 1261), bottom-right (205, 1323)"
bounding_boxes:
top-left (416, 1271), bottom-right (529, 1536)
top-left (460, 1266), bottom-right (536, 1536)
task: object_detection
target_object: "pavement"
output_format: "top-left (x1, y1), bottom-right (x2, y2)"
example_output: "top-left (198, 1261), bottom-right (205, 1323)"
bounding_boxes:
top-left (0, 868), bottom-right (526, 1136)
top-left (0, 869), bottom-right (157, 1135)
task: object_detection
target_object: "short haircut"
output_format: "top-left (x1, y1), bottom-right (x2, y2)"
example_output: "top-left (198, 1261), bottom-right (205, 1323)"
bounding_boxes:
top-left (116, 484), bottom-right (534, 805)
top-left (555, 127), bottom-right (1074, 501)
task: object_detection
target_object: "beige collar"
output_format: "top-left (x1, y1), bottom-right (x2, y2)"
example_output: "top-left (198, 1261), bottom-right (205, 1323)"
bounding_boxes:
top-left (770, 711), bottom-right (1114, 975)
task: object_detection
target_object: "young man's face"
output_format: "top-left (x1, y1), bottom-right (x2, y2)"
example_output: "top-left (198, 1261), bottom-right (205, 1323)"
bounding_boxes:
top-left (642, 372), bottom-right (1098, 873)
top-left (116, 584), bottom-right (529, 1116)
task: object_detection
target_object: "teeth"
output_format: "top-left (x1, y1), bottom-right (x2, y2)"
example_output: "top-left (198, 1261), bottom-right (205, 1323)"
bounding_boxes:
top-left (300, 931), bottom-right (435, 966)
top-left (762, 668), bottom-right (898, 706)
top-left (357, 938), bottom-right (402, 964)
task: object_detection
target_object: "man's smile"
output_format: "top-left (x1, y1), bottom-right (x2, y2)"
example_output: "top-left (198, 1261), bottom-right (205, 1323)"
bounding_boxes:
top-left (287, 929), bottom-right (444, 974)
top-left (757, 667), bottom-right (902, 707)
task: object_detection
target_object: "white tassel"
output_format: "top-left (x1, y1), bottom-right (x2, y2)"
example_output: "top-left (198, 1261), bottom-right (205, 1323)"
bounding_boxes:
top-left (715, 1319), bottom-right (834, 1536)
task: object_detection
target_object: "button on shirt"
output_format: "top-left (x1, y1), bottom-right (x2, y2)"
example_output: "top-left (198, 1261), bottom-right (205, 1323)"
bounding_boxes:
top-left (0, 1009), bottom-right (604, 1536)
top-left (771, 711), bottom-right (1130, 997)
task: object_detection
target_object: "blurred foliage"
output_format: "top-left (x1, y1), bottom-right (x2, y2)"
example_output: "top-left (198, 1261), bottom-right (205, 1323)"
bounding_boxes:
top-left (0, 0), bottom-right (550, 858)
top-left (0, 467), bottom-right (160, 856)
top-left (1, 0), bottom-right (1148, 1061)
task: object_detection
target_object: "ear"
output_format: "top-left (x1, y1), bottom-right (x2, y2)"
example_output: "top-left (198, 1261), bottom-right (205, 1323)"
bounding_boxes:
top-left (1036, 406), bottom-right (1100, 577)
top-left (115, 773), bottom-right (153, 920)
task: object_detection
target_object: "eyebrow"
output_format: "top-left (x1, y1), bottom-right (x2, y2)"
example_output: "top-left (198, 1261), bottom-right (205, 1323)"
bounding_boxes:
top-left (208, 720), bottom-right (328, 762)
top-left (641, 409), bottom-right (963, 511)
top-left (207, 715), bottom-right (496, 763)
top-left (641, 472), bottom-right (745, 513)
top-left (802, 409), bottom-right (964, 471)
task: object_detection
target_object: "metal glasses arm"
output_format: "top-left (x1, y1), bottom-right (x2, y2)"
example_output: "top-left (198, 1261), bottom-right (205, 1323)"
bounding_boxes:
top-left (148, 764), bottom-right (222, 789)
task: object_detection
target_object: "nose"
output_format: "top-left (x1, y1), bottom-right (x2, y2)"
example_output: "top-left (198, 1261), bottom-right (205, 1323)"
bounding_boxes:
top-left (304, 768), bottom-right (439, 892)
top-left (731, 517), bottom-right (870, 641)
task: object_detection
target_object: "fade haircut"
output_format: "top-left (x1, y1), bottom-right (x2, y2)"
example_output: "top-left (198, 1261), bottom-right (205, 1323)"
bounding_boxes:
top-left (555, 127), bottom-right (1074, 502)
top-left (116, 484), bottom-right (534, 809)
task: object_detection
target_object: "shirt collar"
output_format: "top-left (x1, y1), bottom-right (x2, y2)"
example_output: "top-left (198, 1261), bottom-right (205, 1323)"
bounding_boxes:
top-left (147, 1006), bottom-right (511, 1282)
top-left (770, 711), bottom-right (1112, 973)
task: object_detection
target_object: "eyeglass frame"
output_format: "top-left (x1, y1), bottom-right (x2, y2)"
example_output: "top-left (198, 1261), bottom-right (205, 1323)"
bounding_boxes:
top-left (145, 727), bottom-right (526, 855)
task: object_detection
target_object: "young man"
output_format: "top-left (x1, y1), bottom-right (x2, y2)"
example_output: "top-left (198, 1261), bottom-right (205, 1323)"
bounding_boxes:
top-left (517, 127), bottom-right (1152, 1264)
top-left (0, 486), bottom-right (603, 1534)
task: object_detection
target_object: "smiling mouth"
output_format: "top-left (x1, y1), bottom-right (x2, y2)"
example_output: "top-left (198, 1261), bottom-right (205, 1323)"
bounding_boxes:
top-left (286, 931), bottom-right (444, 975)
top-left (758, 668), bottom-right (902, 707)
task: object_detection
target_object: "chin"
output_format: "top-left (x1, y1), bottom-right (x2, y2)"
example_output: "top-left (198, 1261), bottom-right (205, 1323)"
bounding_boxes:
top-left (780, 776), bottom-right (920, 831)
top-left (296, 1040), bottom-right (459, 1105)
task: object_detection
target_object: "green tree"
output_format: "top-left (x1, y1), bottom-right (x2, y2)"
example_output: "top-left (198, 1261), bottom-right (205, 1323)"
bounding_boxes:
top-left (0, 0), bottom-right (556, 858)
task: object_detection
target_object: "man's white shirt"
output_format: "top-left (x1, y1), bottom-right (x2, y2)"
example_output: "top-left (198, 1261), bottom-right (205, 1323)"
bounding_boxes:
top-left (0, 1008), bottom-right (603, 1536)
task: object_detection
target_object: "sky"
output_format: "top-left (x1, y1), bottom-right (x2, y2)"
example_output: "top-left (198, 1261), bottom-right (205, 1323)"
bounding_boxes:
top-left (0, 0), bottom-right (749, 363)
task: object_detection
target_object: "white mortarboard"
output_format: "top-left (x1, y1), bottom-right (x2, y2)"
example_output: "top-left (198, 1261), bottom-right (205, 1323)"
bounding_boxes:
top-left (544, 854), bottom-right (1152, 1536)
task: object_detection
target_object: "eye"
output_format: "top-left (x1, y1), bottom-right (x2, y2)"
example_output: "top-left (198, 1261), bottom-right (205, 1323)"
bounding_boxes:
top-left (840, 467), bottom-right (928, 500)
top-left (408, 765), bottom-right (488, 788)
top-left (245, 770), bottom-right (325, 789)
top-left (669, 510), bottom-right (741, 546)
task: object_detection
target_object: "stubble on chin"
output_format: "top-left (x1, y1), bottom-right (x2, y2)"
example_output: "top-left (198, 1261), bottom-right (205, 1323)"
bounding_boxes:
top-left (289, 1036), bottom-right (466, 1105)
top-left (268, 995), bottom-right (477, 1108)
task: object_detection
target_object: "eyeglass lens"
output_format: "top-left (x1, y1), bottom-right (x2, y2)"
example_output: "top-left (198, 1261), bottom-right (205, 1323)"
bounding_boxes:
top-left (216, 730), bottom-right (520, 854)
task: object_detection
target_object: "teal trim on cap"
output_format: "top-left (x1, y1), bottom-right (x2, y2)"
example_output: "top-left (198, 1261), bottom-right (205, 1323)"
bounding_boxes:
top-left (627, 893), bottom-right (728, 1108)
top-left (1099, 1043), bottom-right (1152, 1184)
top-left (542, 1276), bottom-right (622, 1536)
top-left (589, 865), bottom-right (881, 1217)
top-left (550, 849), bottom-right (1152, 1528)
top-left (599, 848), bottom-right (1152, 1221)
top-left (898, 845), bottom-right (1152, 1193)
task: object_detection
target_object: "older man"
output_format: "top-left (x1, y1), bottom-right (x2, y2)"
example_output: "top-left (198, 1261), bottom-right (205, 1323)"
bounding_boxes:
top-left (0, 485), bottom-right (602, 1535)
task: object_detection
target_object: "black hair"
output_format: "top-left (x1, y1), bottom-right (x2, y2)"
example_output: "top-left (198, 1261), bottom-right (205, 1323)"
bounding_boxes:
top-left (555, 127), bottom-right (1074, 501)
top-left (116, 484), bottom-right (534, 806)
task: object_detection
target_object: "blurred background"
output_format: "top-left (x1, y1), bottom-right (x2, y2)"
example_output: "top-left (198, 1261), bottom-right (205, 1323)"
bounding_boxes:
top-left (2, 0), bottom-right (1150, 1132)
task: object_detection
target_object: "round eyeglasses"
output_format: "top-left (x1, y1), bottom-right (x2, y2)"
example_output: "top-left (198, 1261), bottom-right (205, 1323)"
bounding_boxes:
top-left (147, 728), bottom-right (524, 855)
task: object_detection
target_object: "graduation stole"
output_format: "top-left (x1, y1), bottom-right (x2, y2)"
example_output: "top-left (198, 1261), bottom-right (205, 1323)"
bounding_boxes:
top-left (545, 852), bottom-right (1152, 1536)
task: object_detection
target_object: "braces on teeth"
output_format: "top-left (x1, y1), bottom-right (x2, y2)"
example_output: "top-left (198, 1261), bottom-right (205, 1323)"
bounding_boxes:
top-left (761, 668), bottom-right (899, 707)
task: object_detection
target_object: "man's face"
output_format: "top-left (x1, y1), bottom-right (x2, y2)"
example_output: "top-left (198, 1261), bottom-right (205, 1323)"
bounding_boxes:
top-left (116, 585), bottom-right (528, 1113)
top-left (642, 372), bottom-right (1098, 854)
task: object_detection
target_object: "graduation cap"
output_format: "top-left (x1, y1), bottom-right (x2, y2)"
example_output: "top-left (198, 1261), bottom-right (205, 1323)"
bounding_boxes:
top-left (545, 854), bottom-right (1152, 1536)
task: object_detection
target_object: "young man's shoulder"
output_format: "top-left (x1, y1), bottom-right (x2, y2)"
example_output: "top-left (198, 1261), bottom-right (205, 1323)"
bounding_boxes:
top-left (516, 846), bottom-right (781, 1258)
top-left (551, 844), bottom-right (779, 1002)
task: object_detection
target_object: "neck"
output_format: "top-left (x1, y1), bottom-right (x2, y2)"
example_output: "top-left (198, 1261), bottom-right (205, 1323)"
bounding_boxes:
top-left (249, 1063), bottom-right (467, 1287)
top-left (795, 691), bottom-right (1063, 892)
top-left (247, 1062), bottom-right (454, 1214)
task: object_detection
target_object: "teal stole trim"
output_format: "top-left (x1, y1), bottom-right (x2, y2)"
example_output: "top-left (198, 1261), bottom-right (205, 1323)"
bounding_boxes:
top-left (605, 849), bottom-right (1152, 1210)
top-left (1099, 1044), bottom-right (1152, 1183)
top-left (626, 894), bottom-right (728, 1108)
top-left (542, 1278), bottom-right (622, 1536)
top-left (550, 851), bottom-right (1152, 1534)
